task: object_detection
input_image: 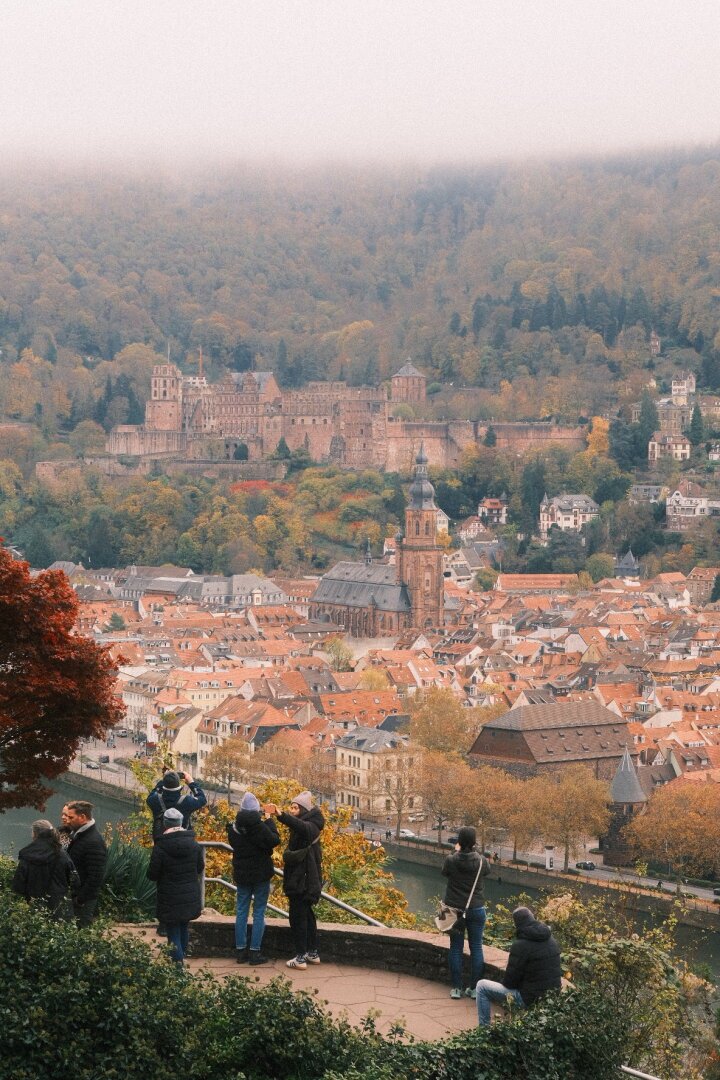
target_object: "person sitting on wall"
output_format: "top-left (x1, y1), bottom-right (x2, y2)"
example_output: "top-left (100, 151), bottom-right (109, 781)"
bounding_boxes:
top-left (475, 905), bottom-right (562, 1026)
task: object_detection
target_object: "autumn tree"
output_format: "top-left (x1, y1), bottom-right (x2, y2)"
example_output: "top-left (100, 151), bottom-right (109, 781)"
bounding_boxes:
top-left (533, 766), bottom-right (611, 871)
top-left (625, 780), bottom-right (720, 884)
top-left (409, 686), bottom-right (481, 754)
top-left (325, 636), bottom-right (354, 672)
top-left (0, 547), bottom-right (123, 809)
top-left (357, 667), bottom-right (391, 691)
top-left (202, 738), bottom-right (250, 797)
top-left (367, 743), bottom-right (419, 839)
top-left (417, 749), bottom-right (477, 838)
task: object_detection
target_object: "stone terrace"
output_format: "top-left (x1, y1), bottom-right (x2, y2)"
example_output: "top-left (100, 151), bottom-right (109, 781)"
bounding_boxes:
top-left (119, 915), bottom-right (509, 1041)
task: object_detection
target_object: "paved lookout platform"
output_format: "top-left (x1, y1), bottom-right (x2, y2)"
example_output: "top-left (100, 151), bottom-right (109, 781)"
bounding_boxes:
top-left (118, 914), bottom-right (510, 1041)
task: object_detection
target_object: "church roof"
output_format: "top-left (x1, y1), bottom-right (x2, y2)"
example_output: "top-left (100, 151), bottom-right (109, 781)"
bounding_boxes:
top-left (611, 745), bottom-right (647, 804)
top-left (311, 562), bottom-right (411, 613)
top-left (393, 360), bottom-right (425, 379)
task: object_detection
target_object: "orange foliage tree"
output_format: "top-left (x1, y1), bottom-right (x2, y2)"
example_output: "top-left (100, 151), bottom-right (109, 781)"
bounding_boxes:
top-left (0, 547), bottom-right (123, 808)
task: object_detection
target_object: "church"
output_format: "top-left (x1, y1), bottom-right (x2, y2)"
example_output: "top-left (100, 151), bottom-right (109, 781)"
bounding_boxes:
top-left (309, 446), bottom-right (445, 638)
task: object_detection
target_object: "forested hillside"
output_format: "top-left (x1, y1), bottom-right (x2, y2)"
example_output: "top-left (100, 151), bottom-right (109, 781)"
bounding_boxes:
top-left (2, 147), bottom-right (720, 438)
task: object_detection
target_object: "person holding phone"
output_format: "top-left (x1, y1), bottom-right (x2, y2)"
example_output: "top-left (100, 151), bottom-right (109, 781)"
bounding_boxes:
top-left (264, 791), bottom-right (324, 970)
top-left (147, 767), bottom-right (207, 840)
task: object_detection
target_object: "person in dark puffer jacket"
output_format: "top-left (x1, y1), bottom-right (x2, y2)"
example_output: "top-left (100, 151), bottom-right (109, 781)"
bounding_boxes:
top-left (264, 790), bottom-right (324, 970)
top-left (147, 769), bottom-right (207, 837)
top-left (147, 806), bottom-right (205, 964)
top-left (227, 791), bottom-right (280, 965)
top-left (476, 905), bottom-right (562, 1025)
top-left (12, 819), bottom-right (79, 921)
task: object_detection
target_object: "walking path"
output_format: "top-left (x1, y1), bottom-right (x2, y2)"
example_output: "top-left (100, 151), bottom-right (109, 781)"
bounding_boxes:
top-left (118, 923), bottom-right (481, 1041)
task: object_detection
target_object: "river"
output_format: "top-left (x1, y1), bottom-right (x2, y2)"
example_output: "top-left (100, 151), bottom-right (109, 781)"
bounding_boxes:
top-left (1, 782), bottom-right (717, 979)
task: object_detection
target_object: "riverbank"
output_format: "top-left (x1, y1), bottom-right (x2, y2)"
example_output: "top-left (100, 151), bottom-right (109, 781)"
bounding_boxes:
top-left (385, 840), bottom-right (720, 933)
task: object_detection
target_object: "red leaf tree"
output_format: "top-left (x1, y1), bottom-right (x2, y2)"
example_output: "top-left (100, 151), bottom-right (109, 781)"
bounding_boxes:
top-left (0, 548), bottom-right (124, 809)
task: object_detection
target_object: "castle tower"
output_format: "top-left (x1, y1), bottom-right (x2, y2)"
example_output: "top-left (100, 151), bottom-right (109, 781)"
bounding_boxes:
top-left (396, 444), bottom-right (444, 629)
top-left (146, 364), bottom-right (183, 431)
top-left (600, 745), bottom-right (648, 867)
top-left (391, 360), bottom-right (426, 405)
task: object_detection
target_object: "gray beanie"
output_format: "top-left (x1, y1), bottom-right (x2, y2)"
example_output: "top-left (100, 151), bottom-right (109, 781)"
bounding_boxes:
top-left (241, 791), bottom-right (260, 812)
top-left (513, 905), bottom-right (534, 930)
top-left (292, 790), bottom-right (313, 812)
top-left (163, 807), bottom-right (184, 829)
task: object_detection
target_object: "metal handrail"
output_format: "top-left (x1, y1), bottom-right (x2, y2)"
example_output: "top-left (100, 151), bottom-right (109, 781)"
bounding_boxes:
top-left (620, 1068), bottom-right (663, 1079)
top-left (199, 840), bottom-right (386, 927)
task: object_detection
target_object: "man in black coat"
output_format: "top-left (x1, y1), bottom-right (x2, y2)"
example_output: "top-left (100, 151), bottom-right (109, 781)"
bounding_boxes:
top-left (475, 905), bottom-right (562, 1025)
top-left (62, 800), bottom-right (108, 928)
top-left (147, 806), bottom-right (205, 964)
top-left (227, 791), bottom-right (280, 964)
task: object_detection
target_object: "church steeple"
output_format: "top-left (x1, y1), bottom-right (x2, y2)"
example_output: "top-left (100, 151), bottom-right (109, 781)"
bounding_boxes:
top-left (396, 445), bottom-right (444, 630)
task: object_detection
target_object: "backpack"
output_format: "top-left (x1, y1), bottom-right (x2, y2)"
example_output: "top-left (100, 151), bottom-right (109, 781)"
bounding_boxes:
top-left (152, 793), bottom-right (170, 841)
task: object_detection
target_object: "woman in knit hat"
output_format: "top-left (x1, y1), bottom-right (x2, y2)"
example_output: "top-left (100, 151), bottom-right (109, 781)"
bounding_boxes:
top-left (226, 791), bottom-right (280, 965)
top-left (441, 826), bottom-right (490, 999)
top-left (147, 806), bottom-right (205, 965)
top-left (264, 791), bottom-right (325, 970)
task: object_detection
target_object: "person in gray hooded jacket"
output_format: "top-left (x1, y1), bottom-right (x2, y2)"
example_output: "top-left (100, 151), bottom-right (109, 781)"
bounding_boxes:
top-left (475, 905), bottom-right (562, 1025)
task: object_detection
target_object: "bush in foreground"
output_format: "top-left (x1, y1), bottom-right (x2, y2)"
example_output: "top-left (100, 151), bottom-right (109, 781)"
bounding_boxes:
top-left (0, 895), bottom-right (634, 1080)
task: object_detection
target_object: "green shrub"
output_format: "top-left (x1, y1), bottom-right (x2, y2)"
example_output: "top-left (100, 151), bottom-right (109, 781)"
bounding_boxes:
top-left (100, 832), bottom-right (157, 921)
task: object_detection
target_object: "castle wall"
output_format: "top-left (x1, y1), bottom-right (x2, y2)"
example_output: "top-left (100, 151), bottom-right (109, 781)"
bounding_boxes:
top-left (106, 427), bottom-right (187, 456)
top-left (487, 423), bottom-right (587, 453)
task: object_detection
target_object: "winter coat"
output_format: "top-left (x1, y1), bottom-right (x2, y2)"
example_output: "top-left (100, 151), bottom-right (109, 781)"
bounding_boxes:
top-left (147, 829), bottom-right (205, 924)
top-left (147, 780), bottom-right (207, 833)
top-left (441, 849), bottom-right (490, 910)
top-left (502, 917), bottom-right (562, 1007)
top-left (67, 823), bottom-right (108, 906)
top-left (226, 810), bottom-right (280, 886)
top-left (277, 806), bottom-right (324, 903)
top-left (12, 834), bottom-right (79, 920)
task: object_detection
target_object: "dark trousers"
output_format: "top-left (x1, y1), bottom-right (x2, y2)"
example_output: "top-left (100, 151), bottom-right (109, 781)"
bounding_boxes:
top-left (73, 896), bottom-right (99, 928)
top-left (166, 922), bottom-right (189, 963)
top-left (288, 896), bottom-right (317, 957)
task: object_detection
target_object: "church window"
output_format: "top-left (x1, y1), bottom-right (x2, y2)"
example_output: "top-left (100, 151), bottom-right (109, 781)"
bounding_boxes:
top-left (415, 521), bottom-right (420, 536)
top-left (425, 521), bottom-right (430, 535)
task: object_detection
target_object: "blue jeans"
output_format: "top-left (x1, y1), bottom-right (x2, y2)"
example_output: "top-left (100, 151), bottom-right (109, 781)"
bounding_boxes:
top-left (235, 880), bottom-right (271, 951)
top-left (449, 904), bottom-right (486, 989)
top-left (166, 922), bottom-right (189, 963)
top-left (476, 978), bottom-right (525, 1025)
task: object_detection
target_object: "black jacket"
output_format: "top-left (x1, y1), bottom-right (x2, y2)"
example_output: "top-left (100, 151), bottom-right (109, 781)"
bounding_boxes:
top-left (227, 810), bottom-right (280, 886)
top-left (502, 917), bottom-right (562, 1007)
top-left (147, 780), bottom-right (207, 834)
top-left (67, 823), bottom-right (108, 906)
top-left (12, 835), bottom-right (79, 919)
top-left (442, 849), bottom-right (490, 909)
top-left (147, 829), bottom-right (205, 923)
top-left (277, 806), bottom-right (324, 902)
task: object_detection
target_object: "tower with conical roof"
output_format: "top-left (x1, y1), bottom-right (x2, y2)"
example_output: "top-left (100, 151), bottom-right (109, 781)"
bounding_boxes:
top-left (396, 444), bottom-right (444, 629)
top-left (601, 745), bottom-right (648, 866)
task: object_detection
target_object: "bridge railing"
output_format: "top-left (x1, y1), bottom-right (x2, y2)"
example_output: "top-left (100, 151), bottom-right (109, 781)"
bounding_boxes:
top-left (198, 840), bottom-right (385, 927)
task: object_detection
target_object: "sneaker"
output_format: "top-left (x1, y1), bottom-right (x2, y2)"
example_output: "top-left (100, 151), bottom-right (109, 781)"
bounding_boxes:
top-left (450, 988), bottom-right (462, 999)
top-left (464, 987), bottom-right (477, 999)
top-left (236, 949), bottom-right (249, 964)
top-left (305, 952), bottom-right (321, 965)
top-left (286, 956), bottom-right (307, 970)
top-left (248, 950), bottom-right (268, 965)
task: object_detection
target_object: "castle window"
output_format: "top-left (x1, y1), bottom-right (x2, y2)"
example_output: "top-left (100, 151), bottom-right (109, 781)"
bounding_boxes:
top-left (415, 521), bottom-right (420, 536)
top-left (425, 521), bottom-right (430, 535)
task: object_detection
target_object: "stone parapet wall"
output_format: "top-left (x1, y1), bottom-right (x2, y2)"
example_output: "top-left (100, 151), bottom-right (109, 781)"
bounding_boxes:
top-left (190, 913), bottom-right (508, 985)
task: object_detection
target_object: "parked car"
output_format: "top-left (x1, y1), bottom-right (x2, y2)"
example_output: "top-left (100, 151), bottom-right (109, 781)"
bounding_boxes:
top-left (98, 754), bottom-right (110, 763)
top-left (712, 887), bottom-right (720, 896)
top-left (398, 829), bottom-right (415, 839)
top-left (85, 761), bottom-right (100, 770)
top-left (576, 860), bottom-right (596, 871)
top-left (115, 728), bottom-right (129, 738)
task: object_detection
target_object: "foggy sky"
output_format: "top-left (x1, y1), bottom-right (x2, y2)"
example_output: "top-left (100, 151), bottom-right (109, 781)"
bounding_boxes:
top-left (3, 0), bottom-right (720, 166)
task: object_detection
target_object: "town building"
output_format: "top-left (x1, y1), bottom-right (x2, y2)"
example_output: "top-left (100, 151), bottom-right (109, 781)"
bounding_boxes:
top-left (665, 481), bottom-right (711, 532)
top-left (468, 701), bottom-right (635, 780)
top-left (648, 432), bottom-right (691, 464)
top-left (538, 494), bottom-right (599, 540)
top-left (686, 566), bottom-right (720, 605)
top-left (478, 495), bottom-right (508, 527)
top-left (334, 726), bottom-right (419, 821)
